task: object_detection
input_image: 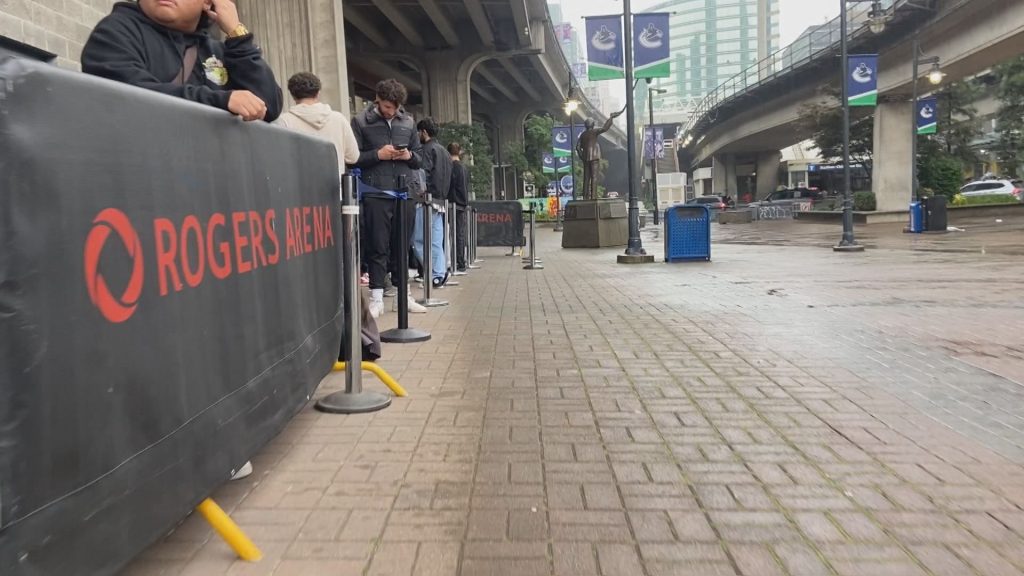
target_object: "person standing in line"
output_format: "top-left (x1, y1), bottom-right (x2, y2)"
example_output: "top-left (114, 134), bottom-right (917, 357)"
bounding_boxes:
top-left (351, 79), bottom-right (426, 318)
top-left (275, 72), bottom-right (359, 169)
top-left (82, 0), bottom-right (281, 122)
top-left (448, 142), bottom-right (471, 272)
top-left (413, 118), bottom-right (452, 288)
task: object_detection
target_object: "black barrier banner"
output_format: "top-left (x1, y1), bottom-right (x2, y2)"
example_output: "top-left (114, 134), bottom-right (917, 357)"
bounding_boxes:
top-left (471, 201), bottom-right (525, 247)
top-left (0, 58), bottom-right (342, 575)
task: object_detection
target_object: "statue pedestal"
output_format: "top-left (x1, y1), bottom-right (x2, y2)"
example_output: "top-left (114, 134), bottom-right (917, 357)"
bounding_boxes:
top-left (561, 199), bottom-right (628, 249)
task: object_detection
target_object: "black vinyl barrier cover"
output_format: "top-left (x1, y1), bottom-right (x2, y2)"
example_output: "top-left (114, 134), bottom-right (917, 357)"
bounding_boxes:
top-left (0, 58), bottom-right (342, 575)
top-left (470, 201), bottom-right (524, 247)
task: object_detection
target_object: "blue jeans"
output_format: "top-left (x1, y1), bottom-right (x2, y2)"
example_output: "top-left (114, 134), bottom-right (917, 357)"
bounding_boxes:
top-left (413, 204), bottom-right (446, 280)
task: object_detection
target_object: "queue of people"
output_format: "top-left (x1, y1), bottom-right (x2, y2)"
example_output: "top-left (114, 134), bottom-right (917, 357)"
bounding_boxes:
top-left (80, 0), bottom-right (474, 323)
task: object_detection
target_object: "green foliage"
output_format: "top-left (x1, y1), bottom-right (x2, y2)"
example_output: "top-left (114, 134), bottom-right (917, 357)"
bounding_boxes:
top-left (853, 191), bottom-right (876, 211)
top-left (438, 122), bottom-right (493, 200)
top-left (958, 194), bottom-right (1020, 206)
top-left (917, 142), bottom-right (964, 199)
top-left (935, 80), bottom-right (982, 168)
top-left (995, 55), bottom-right (1024, 177)
top-left (800, 87), bottom-right (874, 174)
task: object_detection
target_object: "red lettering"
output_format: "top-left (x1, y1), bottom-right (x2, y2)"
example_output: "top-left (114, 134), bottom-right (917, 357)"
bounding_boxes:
top-left (285, 207), bottom-right (298, 259)
top-left (322, 204), bottom-right (334, 247)
top-left (291, 208), bottom-right (303, 257)
top-left (179, 215), bottom-right (205, 288)
top-left (265, 209), bottom-right (280, 265)
top-left (207, 213), bottom-right (232, 279)
top-left (153, 218), bottom-right (182, 296)
top-left (302, 206), bottom-right (312, 254)
top-left (232, 211), bottom-right (252, 274)
top-left (313, 206), bottom-right (324, 250)
top-left (249, 211), bottom-right (267, 268)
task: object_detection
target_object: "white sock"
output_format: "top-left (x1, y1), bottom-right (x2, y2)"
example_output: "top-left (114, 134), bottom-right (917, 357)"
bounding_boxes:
top-left (370, 288), bottom-right (383, 302)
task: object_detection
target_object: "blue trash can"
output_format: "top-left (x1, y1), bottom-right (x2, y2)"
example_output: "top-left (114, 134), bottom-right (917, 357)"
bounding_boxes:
top-left (663, 204), bottom-right (711, 262)
top-left (908, 201), bottom-right (924, 233)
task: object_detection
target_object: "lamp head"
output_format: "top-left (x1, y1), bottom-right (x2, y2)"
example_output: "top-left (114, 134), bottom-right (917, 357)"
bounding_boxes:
top-left (927, 62), bottom-right (945, 85)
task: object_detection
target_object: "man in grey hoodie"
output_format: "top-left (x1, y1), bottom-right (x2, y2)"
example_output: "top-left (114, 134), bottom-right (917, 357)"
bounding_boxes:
top-left (275, 72), bottom-right (359, 170)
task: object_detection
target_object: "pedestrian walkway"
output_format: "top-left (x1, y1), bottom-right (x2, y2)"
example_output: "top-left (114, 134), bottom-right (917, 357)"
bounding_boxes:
top-left (123, 222), bottom-right (1024, 576)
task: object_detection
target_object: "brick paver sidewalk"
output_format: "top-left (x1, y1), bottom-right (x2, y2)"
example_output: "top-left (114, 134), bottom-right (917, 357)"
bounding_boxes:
top-left (123, 223), bottom-right (1024, 576)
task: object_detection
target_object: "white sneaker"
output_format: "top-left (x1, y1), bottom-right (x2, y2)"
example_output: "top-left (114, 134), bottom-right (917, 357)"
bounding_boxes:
top-left (369, 299), bottom-right (384, 318)
top-left (230, 460), bottom-right (253, 480)
top-left (406, 296), bottom-right (427, 314)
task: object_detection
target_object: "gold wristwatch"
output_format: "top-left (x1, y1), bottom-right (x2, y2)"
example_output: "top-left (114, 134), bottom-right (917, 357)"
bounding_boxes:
top-left (227, 23), bottom-right (250, 38)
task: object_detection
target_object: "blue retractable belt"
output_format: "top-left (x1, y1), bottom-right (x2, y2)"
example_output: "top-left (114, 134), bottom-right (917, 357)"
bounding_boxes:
top-left (351, 168), bottom-right (407, 201)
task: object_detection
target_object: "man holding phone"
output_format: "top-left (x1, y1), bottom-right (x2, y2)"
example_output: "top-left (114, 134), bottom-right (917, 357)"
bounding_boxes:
top-left (351, 79), bottom-right (424, 318)
top-left (82, 0), bottom-right (282, 123)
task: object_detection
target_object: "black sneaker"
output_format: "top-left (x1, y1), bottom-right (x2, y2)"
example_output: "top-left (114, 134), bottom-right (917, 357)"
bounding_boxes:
top-left (432, 273), bottom-right (450, 288)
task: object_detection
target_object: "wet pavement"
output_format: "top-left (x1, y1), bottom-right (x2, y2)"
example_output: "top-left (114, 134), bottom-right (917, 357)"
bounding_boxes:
top-left (122, 217), bottom-right (1024, 576)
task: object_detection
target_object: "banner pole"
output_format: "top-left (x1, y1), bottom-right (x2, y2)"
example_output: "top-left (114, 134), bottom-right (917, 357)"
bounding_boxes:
top-left (316, 173), bottom-right (393, 413)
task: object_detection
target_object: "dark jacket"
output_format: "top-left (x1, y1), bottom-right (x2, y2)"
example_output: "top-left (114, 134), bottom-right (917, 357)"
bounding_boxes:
top-left (81, 2), bottom-right (282, 122)
top-left (449, 160), bottom-right (469, 206)
top-left (421, 139), bottom-right (452, 203)
top-left (351, 105), bottom-right (422, 198)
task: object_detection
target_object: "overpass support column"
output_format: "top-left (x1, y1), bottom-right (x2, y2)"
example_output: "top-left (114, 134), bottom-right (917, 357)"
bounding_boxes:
top-left (756, 151), bottom-right (781, 199)
top-left (712, 154), bottom-right (736, 198)
top-left (424, 53), bottom-right (473, 124)
top-left (871, 101), bottom-right (913, 212)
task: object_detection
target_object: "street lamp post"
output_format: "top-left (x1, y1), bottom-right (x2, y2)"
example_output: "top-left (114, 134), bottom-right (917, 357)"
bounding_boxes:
top-left (618, 0), bottom-right (654, 263)
top-left (648, 82), bottom-right (667, 226)
top-left (834, 0), bottom-right (887, 253)
top-left (911, 31), bottom-right (943, 201)
top-left (557, 90), bottom-right (581, 232)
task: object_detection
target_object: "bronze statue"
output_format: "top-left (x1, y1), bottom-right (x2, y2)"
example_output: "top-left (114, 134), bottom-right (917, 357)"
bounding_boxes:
top-left (575, 109), bottom-right (624, 200)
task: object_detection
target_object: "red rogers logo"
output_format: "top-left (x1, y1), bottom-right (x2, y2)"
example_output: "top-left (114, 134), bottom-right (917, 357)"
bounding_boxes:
top-left (83, 208), bottom-right (145, 323)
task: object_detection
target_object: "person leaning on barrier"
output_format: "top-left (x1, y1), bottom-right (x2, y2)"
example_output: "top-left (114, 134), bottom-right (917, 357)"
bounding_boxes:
top-left (81, 0), bottom-right (282, 123)
top-left (448, 142), bottom-right (470, 272)
top-left (351, 79), bottom-right (424, 319)
top-left (275, 72), bottom-right (359, 170)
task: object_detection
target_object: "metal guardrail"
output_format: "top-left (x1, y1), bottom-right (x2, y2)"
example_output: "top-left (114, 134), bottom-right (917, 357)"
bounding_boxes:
top-left (681, 0), bottom-right (898, 144)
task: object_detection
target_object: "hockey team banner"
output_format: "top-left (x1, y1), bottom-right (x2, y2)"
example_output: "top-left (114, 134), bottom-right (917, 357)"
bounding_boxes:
top-left (643, 126), bottom-right (665, 160)
top-left (556, 156), bottom-right (572, 173)
top-left (552, 125), bottom-right (586, 158)
top-left (917, 97), bottom-right (938, 135)
top-left (847, 54), bottom-right (878, 107)
top-left (542, 152), bottom-right (556, 173)
top-left (585, 15), bottom-right (624, 81)
top-left (633, 13), bottom-right (670, 79)
top-left (0, 59), bottom-right (341, 575)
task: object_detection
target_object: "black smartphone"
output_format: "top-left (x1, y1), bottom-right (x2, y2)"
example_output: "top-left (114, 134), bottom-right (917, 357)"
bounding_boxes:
top-left (395, 145), bottom-right (409, 151)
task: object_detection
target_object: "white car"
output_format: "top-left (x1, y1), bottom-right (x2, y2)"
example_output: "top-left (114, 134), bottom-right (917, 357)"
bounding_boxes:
top-left (959, 179), bottom-right (1023, 200)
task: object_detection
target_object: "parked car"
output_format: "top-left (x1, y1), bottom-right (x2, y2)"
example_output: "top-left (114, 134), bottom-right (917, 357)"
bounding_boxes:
top-left (748, 187), bottom-right (823, 208)
top-left (686, 195), bottom-right (728, 210)
top-left (959, 179), bottom-right (1023, 200)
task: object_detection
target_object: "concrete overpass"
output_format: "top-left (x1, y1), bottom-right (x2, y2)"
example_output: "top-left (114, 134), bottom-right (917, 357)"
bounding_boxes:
top-left (677, 0), bottom-right (1024, 211)
top-left (340, 0), bottom-right (626, 149)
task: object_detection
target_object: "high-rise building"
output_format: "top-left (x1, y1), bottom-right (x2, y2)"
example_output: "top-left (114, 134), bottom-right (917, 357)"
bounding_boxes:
top-left (643, 0), bottom-right (780, 123)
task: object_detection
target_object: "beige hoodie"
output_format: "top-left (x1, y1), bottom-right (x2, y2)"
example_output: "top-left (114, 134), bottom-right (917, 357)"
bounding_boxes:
top-left (275, 102), bottom-right (360, 171)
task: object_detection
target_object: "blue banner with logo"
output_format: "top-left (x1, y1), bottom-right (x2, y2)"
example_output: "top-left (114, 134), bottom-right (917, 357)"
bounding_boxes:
top-left (552, 125), bottom-right (585, 158)
top-left (847, 54), bottom-right (878, 107)
top-left (585, 15), bottom-right (624, 81)
top-left (542, 153), bottom-right (555, 173)
top-left (633, 13), bottom-right (670, 79)
top-left (556, 156), bottom-right (572, 173)
top-left (917, 97), bottom-right (938, 135)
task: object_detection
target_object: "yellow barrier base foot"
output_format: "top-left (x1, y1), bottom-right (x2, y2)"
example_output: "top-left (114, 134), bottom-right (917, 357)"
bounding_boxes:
top-left (196, 498), bottom-right (262, 562)
top-left (333, 361), bottom-right (408, 397)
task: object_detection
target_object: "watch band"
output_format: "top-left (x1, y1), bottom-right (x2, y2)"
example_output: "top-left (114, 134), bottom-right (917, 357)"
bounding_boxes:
top-left (227, 24), bottom-right (250, 38)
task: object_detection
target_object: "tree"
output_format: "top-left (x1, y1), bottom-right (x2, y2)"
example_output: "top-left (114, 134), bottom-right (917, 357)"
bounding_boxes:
top-left (994, 55), bottom-right (1024, 177)
top-left (936, 79), bottom-right (982, 168)
top-left (438, 122), bottom-right (493, 200)
top-left (800, 86), bottom-right (874, 177)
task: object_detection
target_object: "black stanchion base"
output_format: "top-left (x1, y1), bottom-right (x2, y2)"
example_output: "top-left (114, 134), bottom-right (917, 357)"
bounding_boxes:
top-left (832, 243), bottom-right (866, 252)
top-left (523, 263), bottom-right (545, 270)
top-left (315, 391), bottom-right (392, 414)
top-left (380, 327), bottom-right (432, 343)
top-left (617, 254), bottom-right (655, 264)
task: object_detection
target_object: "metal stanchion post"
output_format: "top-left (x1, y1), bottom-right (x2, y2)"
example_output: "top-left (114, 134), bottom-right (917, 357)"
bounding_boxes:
top-left (453, 205), bottom-right (468, 276)
top-left (522, 209), bottom-right (543, 265)
top-left (316, 174), bottom-right (393, 413)
top-left (443, 200), bottom-right (459, 286)
top-left (381, 197), bottom-right (431, 343)
top-left (419, 194), bottom-right (449, 307)
top-left (470, 206), bottom-right (483, 267)
top-left (523, 209), bottom-right (544, 270)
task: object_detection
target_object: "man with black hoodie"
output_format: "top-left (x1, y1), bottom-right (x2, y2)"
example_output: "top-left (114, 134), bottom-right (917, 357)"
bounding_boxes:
top-left (81, 0), bottom-right (282, 123)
